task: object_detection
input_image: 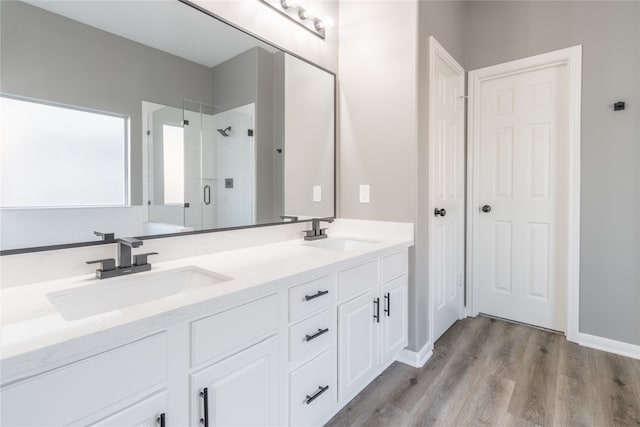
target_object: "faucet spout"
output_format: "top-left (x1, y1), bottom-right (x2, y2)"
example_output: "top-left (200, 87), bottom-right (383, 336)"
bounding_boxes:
top-left (117, 237), bottom-right (143, 268)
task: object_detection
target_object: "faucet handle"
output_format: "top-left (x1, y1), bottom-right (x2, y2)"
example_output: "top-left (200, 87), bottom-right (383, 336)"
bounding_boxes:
top-left (86, 258), bottom-right (116, 271)
top-left (94, 231), bottom-right (115, 241)
top-left (117, 237), bottom-right (143, 248)
top-left (133, 252), bottom-right (158, 266)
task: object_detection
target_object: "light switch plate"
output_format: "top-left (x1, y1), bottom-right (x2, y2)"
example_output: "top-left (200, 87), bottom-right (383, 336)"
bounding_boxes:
top-left (359, 185), bottom-right (370, 203)
top-left (313, 185), bottom-right (322, 202)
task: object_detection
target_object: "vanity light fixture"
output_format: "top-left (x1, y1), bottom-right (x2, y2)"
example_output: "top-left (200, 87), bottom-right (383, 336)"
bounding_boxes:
top-left (260, 0), bottom-right (328, 40)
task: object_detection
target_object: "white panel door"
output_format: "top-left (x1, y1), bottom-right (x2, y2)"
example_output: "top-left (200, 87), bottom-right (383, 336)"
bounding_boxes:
top-left (476, 64), bottom-right (569, 331)
top-left (91, 391), bottom-right (167, 427)
top-left (191, 337), bottom-right (279, 427)
top-left (429, 38), bottom-right (466, 342)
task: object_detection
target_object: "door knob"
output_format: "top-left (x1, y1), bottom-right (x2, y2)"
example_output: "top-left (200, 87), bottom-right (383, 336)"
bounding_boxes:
top-left (481, 205), bottom-right (492, 213)
top-left (434, 208), bottom-right (447, 217)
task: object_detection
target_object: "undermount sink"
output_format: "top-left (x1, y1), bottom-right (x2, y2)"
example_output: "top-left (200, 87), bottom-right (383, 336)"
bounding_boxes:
top-left (303, 238), bottom-right (378, 252)
top-left (47, 267), bottom-right (232, 321)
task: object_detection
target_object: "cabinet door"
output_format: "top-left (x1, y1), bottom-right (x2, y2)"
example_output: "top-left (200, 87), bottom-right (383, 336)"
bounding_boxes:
top-left (191, 337), bottom-right (279, 427)
top-left (90, 391), bottom-right (167, 427)
top-left (338, 290), bottom-right (379, 402)
top-left (381, 276), bottom-right (408, 365)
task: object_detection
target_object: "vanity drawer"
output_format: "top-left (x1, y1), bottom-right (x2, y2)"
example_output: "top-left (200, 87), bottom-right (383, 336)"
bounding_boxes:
top-left (338, 260), bottom-right (378, 301)
top-left (289, 309), bottom-right (334, 364)
top-left (288, 275), bottom-right (336, 322)
top-left (1, 333), bottom-right (167, 426)
top-left (289, 350), bottom-right (337, 427)
top-left (381, 250), bottom-right (408, 282)
top-left (191, 294), bottom-right (278, 367)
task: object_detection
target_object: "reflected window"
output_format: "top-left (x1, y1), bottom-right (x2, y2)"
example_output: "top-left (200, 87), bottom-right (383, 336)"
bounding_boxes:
top-left (0, 95), bottom-right (128, 208)
top-left (162, 124), bottom-right (184, 204)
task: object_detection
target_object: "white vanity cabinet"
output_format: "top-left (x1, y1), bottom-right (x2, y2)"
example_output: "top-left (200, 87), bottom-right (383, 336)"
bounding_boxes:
top-left (1, 243), bottom-right (411, 427)
top-left (0, 333), bottom-right (169, 426)
top-left (337, 251), bottom-right (409, 403)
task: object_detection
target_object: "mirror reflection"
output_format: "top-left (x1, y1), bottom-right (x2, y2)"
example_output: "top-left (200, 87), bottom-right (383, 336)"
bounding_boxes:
top-left (0, 0), bottom-right (335, 251)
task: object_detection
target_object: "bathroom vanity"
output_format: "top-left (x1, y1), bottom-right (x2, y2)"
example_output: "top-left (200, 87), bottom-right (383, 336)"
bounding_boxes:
top-left (0, 221), bottom-right (413, 426)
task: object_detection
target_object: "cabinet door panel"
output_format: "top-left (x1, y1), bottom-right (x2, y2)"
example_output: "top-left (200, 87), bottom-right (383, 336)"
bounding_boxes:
top-left (381, 275), bottom-right (408, 365)
top-left (90, 391), bottom-right (167, 427)
top-left (191, 338), bottom-right (279, 427)
top-left (338, 290), bottom-right (378, 402)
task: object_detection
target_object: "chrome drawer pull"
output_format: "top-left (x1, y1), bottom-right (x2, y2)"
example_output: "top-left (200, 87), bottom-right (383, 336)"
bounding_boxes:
top-left (304, 290), bottom-right (329, 301)
top-left (305, 385), bottom-right (329, 404)
top-left (305, 328), bottom-right (329, 342)
top-left (156, 413), bottom-right (166, 427)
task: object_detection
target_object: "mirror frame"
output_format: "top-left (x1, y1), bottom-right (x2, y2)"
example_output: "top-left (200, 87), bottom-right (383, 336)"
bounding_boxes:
top-left (0, 0), bottom-right (336, 256)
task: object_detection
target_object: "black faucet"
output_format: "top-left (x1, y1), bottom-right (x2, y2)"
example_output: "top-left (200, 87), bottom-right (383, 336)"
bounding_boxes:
top-left (117, 237), bottom-right (143, 268)
top-left (87, 233), bottom-right (157, 279)
top-left (304, 217), bottom-right (335, 241)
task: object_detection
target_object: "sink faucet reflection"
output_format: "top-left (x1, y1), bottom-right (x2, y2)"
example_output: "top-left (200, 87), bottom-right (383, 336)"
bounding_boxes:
top-left (87, 234), bottom-right (158, 279)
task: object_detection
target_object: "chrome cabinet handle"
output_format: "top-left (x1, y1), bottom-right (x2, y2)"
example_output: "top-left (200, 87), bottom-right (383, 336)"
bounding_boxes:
top-left (305, 385), bottom-right (329, 404)
top-left (199, 388), bottom-right (209, 427)
top-left (305, 328), bottom-right (329, 342)
top-left (304, 290), bottom-right (329, 301)
top-left (156, 413), bottom-right (166, 427)
top-left (203, 185), bottom-right (211, 205)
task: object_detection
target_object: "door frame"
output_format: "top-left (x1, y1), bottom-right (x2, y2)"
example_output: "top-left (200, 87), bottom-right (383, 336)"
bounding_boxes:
top-left (466, 46), bottom-right (582, 342)
top-left (427, 36), bottom-right (466, 344)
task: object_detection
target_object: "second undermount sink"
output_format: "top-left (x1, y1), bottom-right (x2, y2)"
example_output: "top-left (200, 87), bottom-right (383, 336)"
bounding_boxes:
top-left (303, 237), bottom-right (378, 252)
top-left (47, 267), bottom-right (232, 321)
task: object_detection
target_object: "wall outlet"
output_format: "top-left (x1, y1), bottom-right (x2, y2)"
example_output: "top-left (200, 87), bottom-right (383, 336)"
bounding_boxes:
top-left (313, 185), bottom-right (322, 202)
top-left (359, 185), bottom-right (370, 203)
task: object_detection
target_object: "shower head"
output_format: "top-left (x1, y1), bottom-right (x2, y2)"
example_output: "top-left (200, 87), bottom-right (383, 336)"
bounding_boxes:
top-left (217, 126), bottom-right (231, 137)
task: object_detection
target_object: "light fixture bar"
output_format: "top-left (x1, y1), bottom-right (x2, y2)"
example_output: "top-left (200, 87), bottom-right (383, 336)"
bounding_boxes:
top-left (259, 0), bottom-right (327, 40)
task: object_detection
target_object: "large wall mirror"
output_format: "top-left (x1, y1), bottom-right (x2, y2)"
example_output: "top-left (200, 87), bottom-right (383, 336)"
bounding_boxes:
top-left (0, 0), bottom-right (335, 252)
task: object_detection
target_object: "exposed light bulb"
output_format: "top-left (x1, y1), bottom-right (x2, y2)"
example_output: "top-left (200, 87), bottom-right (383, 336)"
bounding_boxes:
top-left (280, 0), bottom-right (299, 9)
top-left (314, 18), bottom-right (325, 31)
top-left (298, 7), bottom-right (314, 20)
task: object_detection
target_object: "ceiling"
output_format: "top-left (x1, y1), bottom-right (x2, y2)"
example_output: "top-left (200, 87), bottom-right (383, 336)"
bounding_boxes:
top-left (23, 0), bottom-right (279, 68)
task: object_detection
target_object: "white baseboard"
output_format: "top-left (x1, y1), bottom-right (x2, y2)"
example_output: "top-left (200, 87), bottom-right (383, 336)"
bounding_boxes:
top-left (578, 333), bottom-right (640, 360)
top-left (396, 341), bottom-right (433, 368)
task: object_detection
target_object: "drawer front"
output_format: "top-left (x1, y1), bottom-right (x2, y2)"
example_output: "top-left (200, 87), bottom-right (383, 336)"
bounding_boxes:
top-left (192, 294), bottom-right (278, 368)
top-left (337, 260), bottom-right (378, 301)
top-left (288, 275), bottom-right (336, 322)
top-left (1, 333), bottom-right (167, 426)
top-left (289, 309), bottom-right (334, 364)
top-left (381, 250), bottom-right (408, 282)
top-left (289, 350), bottom-right (337, 427)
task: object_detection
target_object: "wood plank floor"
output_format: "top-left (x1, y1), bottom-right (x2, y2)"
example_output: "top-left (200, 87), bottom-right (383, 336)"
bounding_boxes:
top-left (326, 316), bottom-right (640, 427)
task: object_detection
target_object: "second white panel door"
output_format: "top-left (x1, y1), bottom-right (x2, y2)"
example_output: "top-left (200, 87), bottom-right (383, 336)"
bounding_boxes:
top-left (475, 62), bottom-right (569, 331)
top-left (429, 37), bottom-right (466, 342)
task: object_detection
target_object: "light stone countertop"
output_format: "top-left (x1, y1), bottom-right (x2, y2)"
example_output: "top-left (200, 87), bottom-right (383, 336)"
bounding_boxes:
top-left (1, 225), bottom-right (413, 384)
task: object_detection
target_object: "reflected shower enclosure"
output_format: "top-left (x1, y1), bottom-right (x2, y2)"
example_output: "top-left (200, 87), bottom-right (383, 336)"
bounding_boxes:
top-left (145, 100), bottom-right (256, 232)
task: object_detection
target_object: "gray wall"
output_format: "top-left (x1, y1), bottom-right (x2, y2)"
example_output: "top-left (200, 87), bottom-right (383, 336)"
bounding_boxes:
top-left (463, 1), bottom-right (640, 346)
top-left (338, 0), bottom-right (421, 350)
top-left (210, 47), bottom-right (282, 224)
top-left (0, 1), bottom-right (215, 205)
